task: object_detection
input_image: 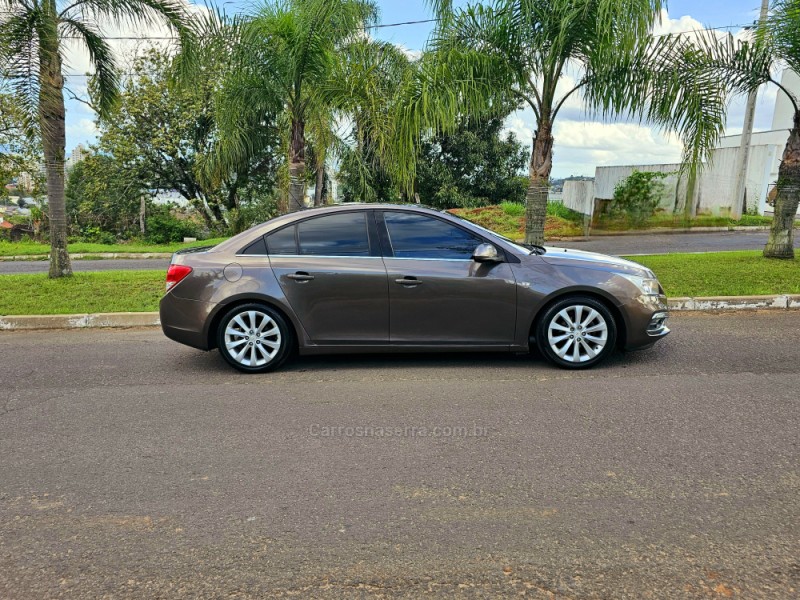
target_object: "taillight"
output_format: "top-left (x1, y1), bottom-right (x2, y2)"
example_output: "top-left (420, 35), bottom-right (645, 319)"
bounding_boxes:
top-left (166, 264), bottom-right (193, 291)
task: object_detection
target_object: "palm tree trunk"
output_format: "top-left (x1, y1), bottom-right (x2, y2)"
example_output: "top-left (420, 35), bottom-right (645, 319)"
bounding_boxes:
top-left (524, 122), bottom-right (554, 245)
top-left (288, 119), bottom-right (306, 213)
top-left (764, 110), bottom-right (800, 259)
top-left (39, 26), bottom-right (72, 278)
top-left (314, 161), bottom-right (325, 207)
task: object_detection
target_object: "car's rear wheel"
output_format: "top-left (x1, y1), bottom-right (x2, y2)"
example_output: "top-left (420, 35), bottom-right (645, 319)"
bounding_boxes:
top-left (216, 303), bottom-right (292, 373)
top-left (536, 296), bottom-right (617, 369)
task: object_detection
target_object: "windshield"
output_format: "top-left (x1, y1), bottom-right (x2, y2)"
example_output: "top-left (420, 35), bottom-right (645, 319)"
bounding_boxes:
top-left (446, 211), bottom-right (546, 255)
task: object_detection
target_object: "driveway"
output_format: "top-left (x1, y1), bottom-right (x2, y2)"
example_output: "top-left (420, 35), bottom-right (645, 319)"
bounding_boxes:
top-left (0, 312), bottom-right (797, 598)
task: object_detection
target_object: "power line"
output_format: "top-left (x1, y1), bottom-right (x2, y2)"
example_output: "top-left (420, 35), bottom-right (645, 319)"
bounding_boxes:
top-left (53, 22), bottom-right (754, 77)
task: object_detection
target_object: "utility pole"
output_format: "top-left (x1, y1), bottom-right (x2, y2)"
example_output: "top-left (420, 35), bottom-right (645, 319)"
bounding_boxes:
top-left (732, 0), bottom-right (770, 219)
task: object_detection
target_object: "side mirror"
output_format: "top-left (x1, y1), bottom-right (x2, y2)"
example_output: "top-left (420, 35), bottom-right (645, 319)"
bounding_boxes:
top-left (472, 243), bottom-right (502, 263)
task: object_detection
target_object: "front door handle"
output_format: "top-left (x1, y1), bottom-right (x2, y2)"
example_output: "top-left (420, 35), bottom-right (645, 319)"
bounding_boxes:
top-left (288, 272), bottom-right (315, 282)
top-left (395, 276), bottom-right (422, 286)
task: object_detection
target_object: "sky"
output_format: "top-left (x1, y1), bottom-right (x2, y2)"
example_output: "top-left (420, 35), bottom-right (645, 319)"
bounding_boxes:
top-left (58, 0), bottom-right (785, 179)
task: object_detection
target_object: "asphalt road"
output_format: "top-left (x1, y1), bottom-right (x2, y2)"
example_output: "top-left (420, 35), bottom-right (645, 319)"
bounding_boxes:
top-left (561, 230), bottom-right (799, 255)
top-left (1, 312), bottom-right (798, 598)
top-left (0, 258), bottom-right (171, 274)
top-left (2, 231), bottom-right (797, 274)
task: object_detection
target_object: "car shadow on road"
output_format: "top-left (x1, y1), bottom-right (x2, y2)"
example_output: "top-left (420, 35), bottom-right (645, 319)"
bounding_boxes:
top-left (184, 344), bottom-right (654, 375)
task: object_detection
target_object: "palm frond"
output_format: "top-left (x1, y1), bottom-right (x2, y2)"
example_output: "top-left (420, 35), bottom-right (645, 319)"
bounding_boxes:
top-left (58, 17), bottom-right (119, 116)
top-left (0, 10), bottom-right (42, 133)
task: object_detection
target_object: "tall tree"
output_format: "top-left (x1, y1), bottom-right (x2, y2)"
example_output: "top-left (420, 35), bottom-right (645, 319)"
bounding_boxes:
top-left (96, 46), bottom-right (281, 231)
top-left (326, 38), bottom-right (414, 203)
top-left (415, 114), bottom-right (528, 208)
top-left (0, 0), bottom-right (192, 277)
top-left (695, 1), bottom-right (800, 259)
top-left (65, 152), bottom-right (144, 238)
top-left (205, 0), bottom-right (379, 213)
top-left (0, 89), bottom-right (43, 194)
top-left (429, 0), bottom-right (725, 245)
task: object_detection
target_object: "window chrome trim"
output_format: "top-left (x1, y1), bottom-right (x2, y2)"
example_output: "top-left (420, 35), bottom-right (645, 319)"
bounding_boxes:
top-left (383, 256), bottom-right (474, 262)
top-left (243, 254), bottom-right (384, 260)
top-left (235, 254), bottom-right (476, 261)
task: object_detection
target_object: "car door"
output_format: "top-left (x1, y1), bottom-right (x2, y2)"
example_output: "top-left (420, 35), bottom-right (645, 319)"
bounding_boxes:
top-left (379, 210), bottom-right (517, 345)
top-left (267, 211), bottom-right (389, 344)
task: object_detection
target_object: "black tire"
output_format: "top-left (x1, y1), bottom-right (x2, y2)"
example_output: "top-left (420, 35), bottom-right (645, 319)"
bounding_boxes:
top-left (535, 296), bottom-right (617, 369)
top-left (216, 303), bottom-right (293, 373)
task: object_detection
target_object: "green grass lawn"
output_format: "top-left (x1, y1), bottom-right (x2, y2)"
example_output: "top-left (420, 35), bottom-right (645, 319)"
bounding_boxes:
top-left (0, 237), bottom-right (228, 257)
top-left (0, 271), bottom-right (165, 315)
top-left (631, 251), bottom-right (800, 297)
top-left (1, 251), bottom-right (798, 315)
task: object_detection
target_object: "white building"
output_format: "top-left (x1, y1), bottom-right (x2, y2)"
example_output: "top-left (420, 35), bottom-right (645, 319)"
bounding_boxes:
top-left (65, 144), bottom-right (89, 171)
top-left (564, 69), bottom-right (800, 219)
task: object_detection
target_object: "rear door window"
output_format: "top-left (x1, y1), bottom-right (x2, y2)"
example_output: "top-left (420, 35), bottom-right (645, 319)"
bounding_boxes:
top-left (297, 213), bottom-right (371, 256)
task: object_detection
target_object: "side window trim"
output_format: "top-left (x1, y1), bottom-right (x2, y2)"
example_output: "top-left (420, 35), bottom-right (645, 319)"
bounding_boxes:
top-left (374, 210), bottom-right (395, 258)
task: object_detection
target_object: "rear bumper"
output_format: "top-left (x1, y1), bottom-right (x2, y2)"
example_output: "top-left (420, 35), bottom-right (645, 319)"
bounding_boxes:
top-left (622, 295), bottom-right (670, 350)
top-left (159, 293), bottom-right (217, 351)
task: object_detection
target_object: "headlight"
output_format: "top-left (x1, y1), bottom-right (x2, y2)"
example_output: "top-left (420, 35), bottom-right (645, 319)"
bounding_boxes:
top-left (619, 274), bottom-right (662, 296)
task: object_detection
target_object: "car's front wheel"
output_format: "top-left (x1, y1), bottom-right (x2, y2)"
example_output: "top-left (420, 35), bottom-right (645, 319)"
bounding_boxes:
top-left (216, 303), bottom-right (292, 373)
top-left (536, 296), bottom-right (617, 369)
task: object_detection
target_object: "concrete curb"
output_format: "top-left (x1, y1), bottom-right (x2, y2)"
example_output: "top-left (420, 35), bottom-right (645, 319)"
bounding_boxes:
top-left (2, 295), bottom-right (799, 331)
top-left (667, 295), bottom-right (800, 311)
top-left (0, 312), bottom-right (161, 330)
top-left (0, 252), bottom-right (172, 261)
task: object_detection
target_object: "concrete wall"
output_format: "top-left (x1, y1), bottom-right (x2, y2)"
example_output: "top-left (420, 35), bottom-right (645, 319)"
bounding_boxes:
top-left (593, 144), bottom-right (779, 216)
top-left (718, 129), bottom-right (788, 190)
top-left (562, 180), bottom-right (596, 216)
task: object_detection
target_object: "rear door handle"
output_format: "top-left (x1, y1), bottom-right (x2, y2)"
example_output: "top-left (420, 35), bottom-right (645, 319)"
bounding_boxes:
top-left (395, 276), bottom-right (422, 286)
top-left (288, 272), bottom-right (315, 282)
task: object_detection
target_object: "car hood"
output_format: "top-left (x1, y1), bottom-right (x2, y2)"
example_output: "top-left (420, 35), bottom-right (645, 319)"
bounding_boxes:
top-left (538, 246), bottom-right (654, 277)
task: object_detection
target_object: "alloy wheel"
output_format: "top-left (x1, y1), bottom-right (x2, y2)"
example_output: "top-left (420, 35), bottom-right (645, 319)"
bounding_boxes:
top-left (223, 310), bottom-right (282, 368)
top-left (547, 305), bottom-right (609, 364)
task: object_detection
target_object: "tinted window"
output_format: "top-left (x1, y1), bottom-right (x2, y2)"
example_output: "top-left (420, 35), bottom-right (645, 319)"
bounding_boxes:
top-left (266, 226), bottom-right (297, 255)
top-left (241, 236), bottom-right (267, 255)
top-left (297, 213), bottom-right (370, 256)
top-left (384, 212), bottom-right (481, 259)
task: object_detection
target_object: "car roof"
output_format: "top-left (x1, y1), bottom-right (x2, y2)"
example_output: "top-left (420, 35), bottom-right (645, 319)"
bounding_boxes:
top-left (211, 203), bottom-right (505, 256)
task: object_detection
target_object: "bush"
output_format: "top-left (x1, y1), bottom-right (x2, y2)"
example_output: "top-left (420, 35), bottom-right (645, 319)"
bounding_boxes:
top-left (74, 226), bottom-right (117, 245)
top-left (227, 197), bottom-right (279, 235)
top-left (145, 209), bottom-right (198, 244)
top-left (611, 171), bottom-right (668, 227)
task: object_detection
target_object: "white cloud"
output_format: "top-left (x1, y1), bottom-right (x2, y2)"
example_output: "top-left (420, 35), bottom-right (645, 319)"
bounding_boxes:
top-left (653, 9), bottom-right (705, 36)
top-left (65, 117), bottom-right (99, 140)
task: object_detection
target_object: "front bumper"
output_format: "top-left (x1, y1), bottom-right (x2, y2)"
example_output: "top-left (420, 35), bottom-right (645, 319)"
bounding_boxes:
top-left (622, 295), bottom-right (670, 350)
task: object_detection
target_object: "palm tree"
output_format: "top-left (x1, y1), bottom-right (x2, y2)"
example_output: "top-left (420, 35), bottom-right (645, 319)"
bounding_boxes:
top-left (0, 0), bottom-right (193, 277)
top-left (206, 0), bottom-right (379, 214)
top-left (696, 0), bottom-right (800, 259)
top-left (428, 0), bottom-right (725, 245)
